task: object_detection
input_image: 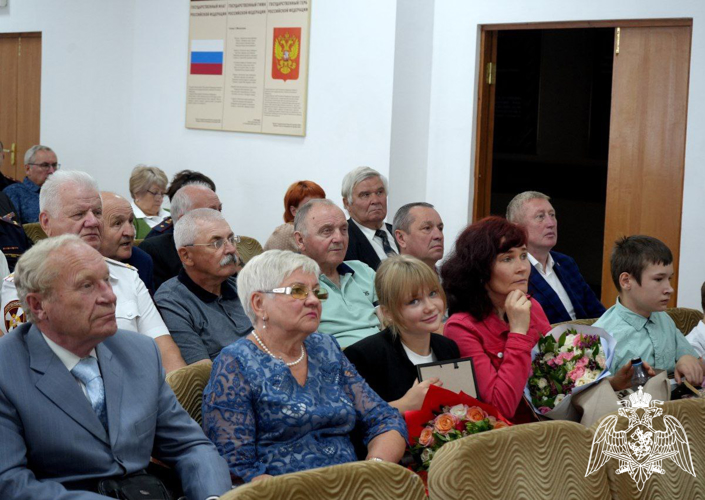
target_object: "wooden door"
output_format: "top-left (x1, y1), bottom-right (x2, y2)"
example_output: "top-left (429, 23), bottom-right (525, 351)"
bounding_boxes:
top-left (0, 33), bottom-right (41, 181)
top-left (601, 25), bottom-right (692, 307)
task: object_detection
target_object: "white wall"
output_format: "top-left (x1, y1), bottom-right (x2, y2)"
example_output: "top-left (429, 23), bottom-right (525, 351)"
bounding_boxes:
top-left (0, 0), bottom-right (398, 244)
top-left (423, 1), bottom-right (705, 309)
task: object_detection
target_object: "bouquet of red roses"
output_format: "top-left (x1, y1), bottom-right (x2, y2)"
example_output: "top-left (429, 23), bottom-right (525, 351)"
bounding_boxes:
top-left (405, 385), bottom-right (511, 472)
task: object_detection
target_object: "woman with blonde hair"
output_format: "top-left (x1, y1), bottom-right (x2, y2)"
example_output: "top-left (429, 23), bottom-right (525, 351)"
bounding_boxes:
top-left (129, 165), bottom-right (169, 239)
top-left (345, 255), bottom-right (459, 413)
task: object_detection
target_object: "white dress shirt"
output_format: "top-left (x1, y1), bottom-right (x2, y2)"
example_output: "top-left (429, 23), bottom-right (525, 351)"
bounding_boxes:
top-left (528, 252), bottom-right (576, 320)
top-left (0, 258), bottom-right (169, 338)
top-left (687, 320), bottom-right (705, 357)
top-left (41, 332), bottom-right (98, 397)
top-left (131, 203), bottom-right (170, 229)
top-left (350, 218), bottom-right (397, 262)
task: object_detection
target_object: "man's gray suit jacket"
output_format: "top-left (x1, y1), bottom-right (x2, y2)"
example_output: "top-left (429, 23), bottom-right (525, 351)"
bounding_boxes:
top-left (0, 323), bottom-right (232, 500)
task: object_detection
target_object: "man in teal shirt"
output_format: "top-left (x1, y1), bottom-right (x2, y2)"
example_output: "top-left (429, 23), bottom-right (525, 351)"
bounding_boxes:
top-left (595, 235), bottom-right (703, 389)
top-left (294, 199), bottom-right (380, 348)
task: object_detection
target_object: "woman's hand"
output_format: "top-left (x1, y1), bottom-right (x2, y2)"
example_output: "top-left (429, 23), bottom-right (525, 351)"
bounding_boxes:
top-left (505, 290), bottom-right (531, 335)
top-left (609, 360), bottom-right (656, 391)
top-left (392, 378), bottom-right (441, 413)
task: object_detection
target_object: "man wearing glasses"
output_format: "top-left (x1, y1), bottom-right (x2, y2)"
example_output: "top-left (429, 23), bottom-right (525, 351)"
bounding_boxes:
top-left (155, 208), bottom-right (252, 364)
top-left (3, 145), bottom-right (59, 224)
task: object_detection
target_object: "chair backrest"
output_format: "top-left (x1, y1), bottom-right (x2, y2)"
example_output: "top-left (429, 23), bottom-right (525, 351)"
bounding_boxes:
top-left (218, 461), bottom-right (426, 500)
top-left (590, 397), bottom-right (705, 498)
top-left (22, 222), bottom-right (47, 243)
top-left (165, 361), bottom-right (213, 425)
top-left (665, 307), bottom-right (702, 336)
top-left (238, 236), bottom-right (263, 264)
top-left (428, 420), bottom-right (611, 500)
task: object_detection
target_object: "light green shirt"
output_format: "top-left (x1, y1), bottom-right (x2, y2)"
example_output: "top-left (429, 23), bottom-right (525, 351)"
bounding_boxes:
top-left (595, 298), bottom-right (698, 373)
top-left (318, 260), bottom-right (380, 348)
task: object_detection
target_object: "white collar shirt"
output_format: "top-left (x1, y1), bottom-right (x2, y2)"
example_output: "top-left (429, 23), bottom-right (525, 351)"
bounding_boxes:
top-left (131, 203), bottom-right (170, 229)
top-left (350, 218), bottom-right (397, 262)
top-left (41, 332), bottom-right (98, 397)
top-left (687, 320), bottom-right (705, 358)
top-left (528, 252), bottom-right (576, 320)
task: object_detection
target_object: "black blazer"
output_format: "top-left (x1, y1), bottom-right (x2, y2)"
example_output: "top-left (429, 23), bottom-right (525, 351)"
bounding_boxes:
top-left (344, 219), bottom-right (397, 271)
top-left (345, 328), bottom-right (460, 403)
top-left (138, 232), bottom-right (181, 292)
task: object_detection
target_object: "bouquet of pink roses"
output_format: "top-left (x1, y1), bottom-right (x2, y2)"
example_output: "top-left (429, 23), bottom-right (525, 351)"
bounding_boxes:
top-left (405, 385), bottom-right (511, 472)
top-left (525, 324), bottom-right (615, 419)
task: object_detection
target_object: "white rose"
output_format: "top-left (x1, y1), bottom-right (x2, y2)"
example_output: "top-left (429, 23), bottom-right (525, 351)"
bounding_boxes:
top-left (538, 378), bottom-right (548, 389)
top-left (554, 394), bottom-right (566, 405)
top-left (543, 353), bottom-right (555, 362)
top-left (421, 448), bottom-right (433, 463)
top-left (575, 371), bottom-right (599, 387)
top-left (449, 404), bottom-right (467, 418)
top-left (596, 355), bottom-right (606, 368)
top-left (559, 344), bottom-right (571, 353)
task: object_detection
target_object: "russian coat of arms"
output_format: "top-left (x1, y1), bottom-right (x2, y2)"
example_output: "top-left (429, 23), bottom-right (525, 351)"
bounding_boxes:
top-left (585, 386), bottom-right (695, 491)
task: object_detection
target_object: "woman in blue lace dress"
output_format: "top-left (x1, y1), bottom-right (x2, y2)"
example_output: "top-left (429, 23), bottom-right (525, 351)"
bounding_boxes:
top-left (202, 250), bottom-right (407, 483)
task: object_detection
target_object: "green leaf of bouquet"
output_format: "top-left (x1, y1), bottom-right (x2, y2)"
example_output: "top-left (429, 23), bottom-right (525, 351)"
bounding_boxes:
top-left (558, 332), bottom-right (567, 347)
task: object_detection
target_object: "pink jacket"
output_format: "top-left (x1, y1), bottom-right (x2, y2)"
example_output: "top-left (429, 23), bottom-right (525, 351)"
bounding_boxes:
top-left (444, 298), bottom-right (551, 420)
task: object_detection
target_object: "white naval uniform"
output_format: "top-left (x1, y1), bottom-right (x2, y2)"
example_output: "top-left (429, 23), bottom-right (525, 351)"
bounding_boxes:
top-left (1, 257), bottom-right (169, 337)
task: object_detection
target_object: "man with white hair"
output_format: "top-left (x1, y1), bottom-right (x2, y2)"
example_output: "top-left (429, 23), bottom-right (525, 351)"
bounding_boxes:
top-left (0, 170), bottom-right (186, 372)
top-left (341, 166), bottom-right (397, 270)
top-left (3, 145), bottom-right (59, 224)
top-left (155, 208), bottom-right (252, 364)
top-left (506, 191), bottom-right (605, 324)
top-left (295, 199), bottom-right (380, 347)
top-left (139, 182), bottom-right (222, 290)
top-left (0, 235), bottom-right (232, 499)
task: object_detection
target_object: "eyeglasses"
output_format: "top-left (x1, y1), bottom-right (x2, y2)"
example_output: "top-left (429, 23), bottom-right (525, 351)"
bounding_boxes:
top-left (184, 235), bottom-right (241, 250)
top-left (146, 189), bottom-right (165, 198)
top-left (264, 284), bottom-right (329, 301)
top-left (28, 162), bottom-right (60, 170)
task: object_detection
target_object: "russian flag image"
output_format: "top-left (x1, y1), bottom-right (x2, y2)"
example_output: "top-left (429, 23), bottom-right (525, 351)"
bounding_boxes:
top-left (191, 40), bottom-right (224, 75)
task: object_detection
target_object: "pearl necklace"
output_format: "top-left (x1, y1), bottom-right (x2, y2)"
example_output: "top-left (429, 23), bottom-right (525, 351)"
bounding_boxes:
top-left (251, 330), bottom-right (306, 367)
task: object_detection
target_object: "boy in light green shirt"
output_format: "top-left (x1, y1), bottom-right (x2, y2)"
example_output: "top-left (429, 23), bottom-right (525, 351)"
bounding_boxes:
top-left (595, 235), bottom-right (703, 390)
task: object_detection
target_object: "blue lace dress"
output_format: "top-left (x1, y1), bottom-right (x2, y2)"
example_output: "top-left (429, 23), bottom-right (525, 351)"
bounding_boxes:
top-left (202, 333), bottom-right (407, 482)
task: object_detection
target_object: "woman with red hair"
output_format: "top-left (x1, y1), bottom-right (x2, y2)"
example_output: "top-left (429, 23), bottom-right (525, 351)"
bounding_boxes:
top-left (440, 216), bottom-right (550, 422)
top-left (264, 180), bottom-right (326, 251)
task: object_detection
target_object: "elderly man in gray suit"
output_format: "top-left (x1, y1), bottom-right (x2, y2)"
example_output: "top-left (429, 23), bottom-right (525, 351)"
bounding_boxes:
top-left (0, 235), bottom-right (231, 499)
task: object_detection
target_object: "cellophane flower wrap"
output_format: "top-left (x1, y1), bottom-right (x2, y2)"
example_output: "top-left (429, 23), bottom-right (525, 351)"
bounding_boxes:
top-left (524, 324), bottom-right (616, 419)
top-left (405, 385), bottom-right (511, 472)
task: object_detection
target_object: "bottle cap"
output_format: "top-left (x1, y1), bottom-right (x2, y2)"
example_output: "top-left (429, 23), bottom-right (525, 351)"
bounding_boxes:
top-left (631, 357), bottom-right (642, 364)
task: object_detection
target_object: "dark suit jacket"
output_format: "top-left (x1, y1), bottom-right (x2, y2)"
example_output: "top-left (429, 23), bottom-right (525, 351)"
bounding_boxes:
top-left (344, 328), bottom-right (460, 403)
top-left (126, 246), bottom-right (154, 294)
top-left (138, 233), bottom-right (181, 292)
top-left (344, 219), bottom-right (397, 271)
top-left (0, 324), bottom-right (231, 500)
top-left (528, 250), bottom-right (606, 325)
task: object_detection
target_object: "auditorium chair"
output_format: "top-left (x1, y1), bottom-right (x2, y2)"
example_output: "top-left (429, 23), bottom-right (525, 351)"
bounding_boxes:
top-left (428, 420), bottom-right (611, 500)
top-left (237, 236), bottom-right (263, 264)
top-left (590, 397), bottom-right (705, 499)
top-left (22, 222), bottom-right (46, 243)
top-left (218, 460), bottom-right (426, 500)
top-left (165, 360), bottom-right (213, 426)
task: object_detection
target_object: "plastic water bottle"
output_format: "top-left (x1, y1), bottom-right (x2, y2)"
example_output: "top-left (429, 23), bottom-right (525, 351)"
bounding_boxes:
top-left (631, 357), bottom-right (649, 390)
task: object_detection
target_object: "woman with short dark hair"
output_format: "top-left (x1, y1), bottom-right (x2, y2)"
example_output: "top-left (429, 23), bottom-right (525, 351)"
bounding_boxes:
top-left (441, 216), bottom-right (550, 422)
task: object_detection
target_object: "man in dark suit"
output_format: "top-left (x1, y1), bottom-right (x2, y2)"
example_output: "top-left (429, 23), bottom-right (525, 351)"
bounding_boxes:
top-left (342, 166), bottom-right (398, 270)
top-left (0, 235), bottom-right (232, 499)
top-left (140, 183), bottom-right (222, 291)
top-left (507, 191), bottom-right (606, 324)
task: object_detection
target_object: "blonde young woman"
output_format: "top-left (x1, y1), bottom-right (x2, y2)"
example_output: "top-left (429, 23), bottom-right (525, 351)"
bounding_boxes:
top-left (345, 255), bottom-right (459, 413)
